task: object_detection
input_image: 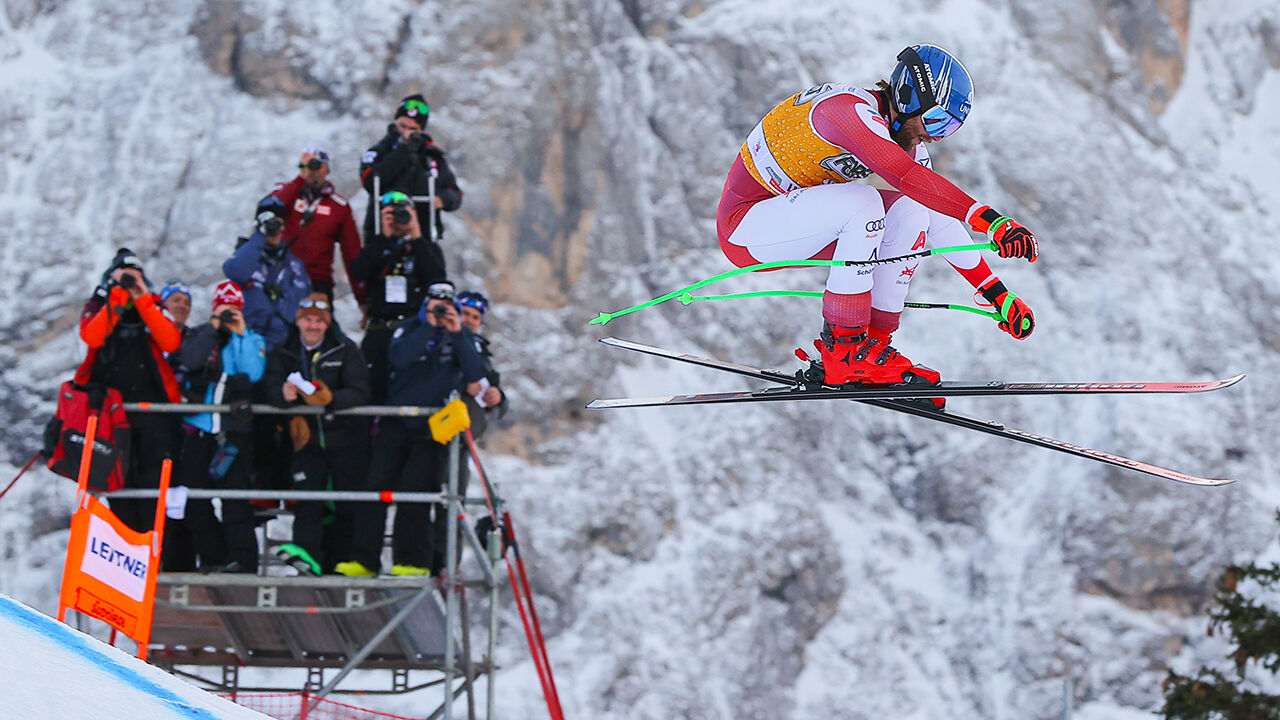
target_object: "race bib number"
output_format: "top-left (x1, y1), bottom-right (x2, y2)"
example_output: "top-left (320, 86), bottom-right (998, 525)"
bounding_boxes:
top-left (385, 275), bottom-right (408, 304)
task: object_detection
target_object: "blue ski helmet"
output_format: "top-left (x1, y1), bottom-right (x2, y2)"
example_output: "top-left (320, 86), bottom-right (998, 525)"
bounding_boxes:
top-left (889, 44), bottom-right (973, 138)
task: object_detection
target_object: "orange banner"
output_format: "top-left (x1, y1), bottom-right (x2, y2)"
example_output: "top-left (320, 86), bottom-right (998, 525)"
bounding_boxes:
top-left (58, 415), bottom-right (170, 660)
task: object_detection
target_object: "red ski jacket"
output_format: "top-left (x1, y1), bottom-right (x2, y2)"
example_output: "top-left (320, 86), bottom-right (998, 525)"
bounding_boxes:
top-left (272, 176), bottom-right (366, 302)
top-left (75, 286), bottom-right (183, 403)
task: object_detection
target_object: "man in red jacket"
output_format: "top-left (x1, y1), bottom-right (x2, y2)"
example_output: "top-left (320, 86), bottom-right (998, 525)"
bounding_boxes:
top-left (272, 147), bottom-right (366, 304)
top-left (76, 248), bottom-right (182, 532)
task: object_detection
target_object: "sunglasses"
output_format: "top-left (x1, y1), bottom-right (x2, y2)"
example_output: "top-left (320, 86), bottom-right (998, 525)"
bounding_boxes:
top-left (380, 191), bottom-right (412, 206)
top-left (401, 99), bottom-right (429, 117)
top-left (299, 299), bottom-right (331, 311)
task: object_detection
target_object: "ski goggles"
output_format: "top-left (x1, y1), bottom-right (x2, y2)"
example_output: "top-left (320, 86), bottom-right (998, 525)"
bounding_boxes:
top-left (380, 191), bottom-right (412, 206)
top-left (298, 298), bottom-right (332, 311)
top-left (457, 294), bottom-right (488, 314)
top-left (921, 104), bottom-right (964, 138)
top-left (160, 281), bottom-right (192, 302)
top-left (401, 99), bottom-right (429, 117)
top-left (426, 282), bottom-right (456, 301)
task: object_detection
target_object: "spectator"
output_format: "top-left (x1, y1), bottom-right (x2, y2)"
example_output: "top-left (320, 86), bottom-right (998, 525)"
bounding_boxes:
top-left (349, 194), bottom-right (446, 403)
top-left (271, 147), bottom-right (366, 304)
top-left (263, 293), bottom-right (371, 576)
top-left (359, 94), bottom-right (463, 241)
top-left (223, 195), bottom-right (313, 352)
top-left (456, 290), bottom-right (506, 419)
top-left (158, 279), bottom-right (197, 571)
top-left (334, 284), bottom-right (485, 577)
top-left (75, 248), bottom-right (182, 533)
top-left (159, 281), bottom-right (193, 332)
top-left (172, 281), bottom-right (266, 573)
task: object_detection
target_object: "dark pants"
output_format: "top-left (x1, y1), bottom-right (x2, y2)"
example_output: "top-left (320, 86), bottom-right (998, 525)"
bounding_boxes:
top-left (177, 429), bottom-right (258, 572)
top-left (361, 325), bottom-right (398, 405)
top-left (111, 412), bottom-right (176, 533)
top-left (289, 442), bottom-right (367, 572)
top-left (346, 419), bottom-right (448, 571)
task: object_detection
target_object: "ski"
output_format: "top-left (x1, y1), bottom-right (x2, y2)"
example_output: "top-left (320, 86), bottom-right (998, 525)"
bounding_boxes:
top-left (587, 374), bottom-right (1245, 408)
top-left (591, 337), bottom-right (1238, 487)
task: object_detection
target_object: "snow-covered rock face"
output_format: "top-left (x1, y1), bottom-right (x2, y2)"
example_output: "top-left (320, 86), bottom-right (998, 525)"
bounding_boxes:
top-left (2, 1), bottom-right (1279, 718)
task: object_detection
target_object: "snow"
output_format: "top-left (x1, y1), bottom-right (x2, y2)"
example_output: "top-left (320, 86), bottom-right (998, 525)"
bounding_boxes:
top-left (2, 0), bottom-right (1280, 718)
top-left (0, 593), bottom-right (268, 719)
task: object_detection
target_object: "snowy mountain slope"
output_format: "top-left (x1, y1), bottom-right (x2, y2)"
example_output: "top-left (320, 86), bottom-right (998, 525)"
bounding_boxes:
top-left (0, 592), bottom-right (269, 719)
top-left (1, 0), bottom-right (1278, 718)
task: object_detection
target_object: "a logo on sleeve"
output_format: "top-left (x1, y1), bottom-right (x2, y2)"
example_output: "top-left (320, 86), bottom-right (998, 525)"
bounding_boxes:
top-left (793, 84), bottom-right (833, 105)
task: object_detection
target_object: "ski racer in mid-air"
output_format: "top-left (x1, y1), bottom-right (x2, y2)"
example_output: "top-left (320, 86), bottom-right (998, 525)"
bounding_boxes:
top-left (716, 44), bottom-right (1039, 385)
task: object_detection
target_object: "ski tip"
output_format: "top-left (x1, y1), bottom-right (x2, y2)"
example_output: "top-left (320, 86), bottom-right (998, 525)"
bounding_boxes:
top-left (1221, 373), bottom-right (1246, 388)
top-left (1174, 475), bottom-right (1237, 487)
top-left (589, 312), bottom-right (612, 325)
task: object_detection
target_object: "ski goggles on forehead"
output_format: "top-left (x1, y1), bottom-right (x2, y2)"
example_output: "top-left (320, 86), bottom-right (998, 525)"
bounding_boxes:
top-left (298, 298), bottom-right (331, 311)
top-left (160, 282), bottom-right (191, 301)
top-left (921, 104), bottom-right (964, 138)
top-left (380, 191), bottom-right (412, 206)
top-left (401, 99), bottom-right (429, 117)
top-left (458, 296), bottom-right (488, 313)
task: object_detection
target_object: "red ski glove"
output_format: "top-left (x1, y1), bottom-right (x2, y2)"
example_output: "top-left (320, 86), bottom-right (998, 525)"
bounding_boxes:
top-left (969, 206), bottom-right (1038, 262)
top-left (979, 279), bottom-right (1034, 340)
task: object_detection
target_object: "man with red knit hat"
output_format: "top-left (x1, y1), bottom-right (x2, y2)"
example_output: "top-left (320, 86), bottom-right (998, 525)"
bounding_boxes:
top-left (77, 248), bottom-right (182, 532)
top-left (171, 280), bottom-right (266, 573)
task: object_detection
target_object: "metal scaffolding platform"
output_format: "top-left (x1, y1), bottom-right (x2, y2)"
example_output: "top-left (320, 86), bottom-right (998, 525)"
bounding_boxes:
top-left (103, 401), bottom-right (506, 720)
top-left (149, 574), bottom-right (480, 671)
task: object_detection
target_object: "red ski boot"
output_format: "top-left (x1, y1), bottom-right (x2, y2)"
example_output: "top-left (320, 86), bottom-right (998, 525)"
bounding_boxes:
top-left (815, 323), bottom-right (917, 385)
top-left (866, 326), bottom-right (944, 407)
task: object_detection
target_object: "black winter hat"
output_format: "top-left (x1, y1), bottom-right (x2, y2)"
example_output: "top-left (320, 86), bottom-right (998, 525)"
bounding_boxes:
top-left (394, 94), bottom-right (430, 128)
top-left (255, 195), bottom-right (288, 220)
top-left (99, 247), bottom-right (148, 289)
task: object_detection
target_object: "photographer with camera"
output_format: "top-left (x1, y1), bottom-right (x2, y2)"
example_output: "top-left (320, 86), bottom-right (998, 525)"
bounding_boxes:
top-left (223, 195), bottom-right (313, 352)
top-left (271, 147), bottom-right (365, 304)
top-left (358, 94), bottom-right (463, 241)
top-left (349, 191), bottom-right (447, 402)
top-left (171, 281), bottom-right (266, 573)
top-left (334, 283), bottom-right (485, 578)
top-left (75, 248), bottom-right (183, 533)
top-left (263, 293), bottom-right (371, 576)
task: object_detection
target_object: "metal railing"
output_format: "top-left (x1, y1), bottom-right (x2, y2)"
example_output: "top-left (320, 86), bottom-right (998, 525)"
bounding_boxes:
top-left (110, 400), bottom-right (497, 720)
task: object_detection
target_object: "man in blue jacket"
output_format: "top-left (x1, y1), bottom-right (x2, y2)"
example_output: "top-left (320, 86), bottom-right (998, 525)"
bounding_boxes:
top-left (171, 281), bottom-right (267, 573)
top-left (223, 196), bottom-right (313, 351)
top-left (335, 282), bottom-right (485, 577)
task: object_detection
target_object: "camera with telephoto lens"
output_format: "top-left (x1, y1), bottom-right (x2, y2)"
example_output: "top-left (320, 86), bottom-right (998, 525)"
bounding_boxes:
top-left (391, 206), bottom-right (411, 225)
top-left (259, 216), bottom-right (284, 235)
top-left (218, 309), bottom-right (235, 324)
top-left (305, 157), bottom-right (324, 171)
top-left (430, 304), bottom-right (450, 318)
top-left (116, 273), bottom-right (137, 290)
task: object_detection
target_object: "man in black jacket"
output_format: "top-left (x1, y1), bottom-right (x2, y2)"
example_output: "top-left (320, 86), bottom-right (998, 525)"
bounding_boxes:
top-left (359, 94), bottom-right (463, 240)
top-left (335, 285), bottom-right (485, 577)
top-left (263, 294), bottom-right (371, 575)
top-left (349, 194), bottom-right (447, 403)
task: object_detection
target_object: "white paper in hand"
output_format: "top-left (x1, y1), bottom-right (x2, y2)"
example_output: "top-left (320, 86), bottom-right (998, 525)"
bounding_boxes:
top-left (287, 371), bottom-right (318, 396)
top-left (474, 377), bottom-right (492, 408)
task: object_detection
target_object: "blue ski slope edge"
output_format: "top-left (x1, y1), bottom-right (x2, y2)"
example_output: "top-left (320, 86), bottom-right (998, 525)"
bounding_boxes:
top-left (0, 594), bottom-right (227, 720)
